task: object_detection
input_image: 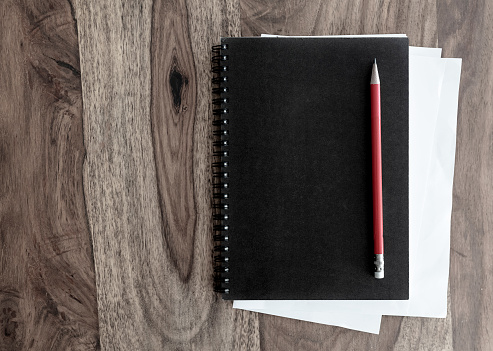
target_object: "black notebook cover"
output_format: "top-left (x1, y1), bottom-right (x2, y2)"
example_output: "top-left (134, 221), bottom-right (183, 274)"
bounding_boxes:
top-left (213, 37), bottom-right (409, 300)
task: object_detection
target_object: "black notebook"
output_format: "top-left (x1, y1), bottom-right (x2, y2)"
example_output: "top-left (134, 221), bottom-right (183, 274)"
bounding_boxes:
top-left (212, 36), bottom-right (409, 300)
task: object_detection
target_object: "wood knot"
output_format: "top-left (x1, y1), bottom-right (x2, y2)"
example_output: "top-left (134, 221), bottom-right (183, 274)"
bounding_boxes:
top-left (0, 299), bottom-right (23, 348)
top-left (169, 56), bottom-right (189, 113)
top-left (2, 307), bottom-right (17, 337)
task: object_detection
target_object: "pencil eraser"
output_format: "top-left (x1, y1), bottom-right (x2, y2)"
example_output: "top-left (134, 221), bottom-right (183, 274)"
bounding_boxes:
top-left (374, 271), bottom-right (384, 279)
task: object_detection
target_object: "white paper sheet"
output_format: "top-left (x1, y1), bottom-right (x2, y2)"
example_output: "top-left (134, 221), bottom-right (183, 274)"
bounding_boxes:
top-left (261, 34), bottom-right (407, 38)
top-left (235, 40), bottom-right (460, 333)
top-left (411, 58), bottom-right (461, 317)
top-left (245, 309), bottom-right (383, 334)
top-left (235, 56), bottom-right (461, 317)
top-left (235, 52), bottom-right (461, 324)
top-left (242, 45), bottom-right (441, 334)
top-left (409, 46), bottom-right (442, 57)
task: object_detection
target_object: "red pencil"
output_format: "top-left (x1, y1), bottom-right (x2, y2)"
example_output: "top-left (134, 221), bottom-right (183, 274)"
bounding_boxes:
top-left (371, 59), bottom-right (384, 279)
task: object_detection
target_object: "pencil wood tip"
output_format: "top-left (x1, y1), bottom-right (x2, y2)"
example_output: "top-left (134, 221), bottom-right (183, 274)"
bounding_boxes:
top-left (371, 60), bottom-right (380, 84)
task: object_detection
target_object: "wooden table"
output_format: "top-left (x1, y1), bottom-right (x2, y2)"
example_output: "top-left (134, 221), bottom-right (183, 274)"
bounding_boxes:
top-left (0, 1), bottom-right (490, 350)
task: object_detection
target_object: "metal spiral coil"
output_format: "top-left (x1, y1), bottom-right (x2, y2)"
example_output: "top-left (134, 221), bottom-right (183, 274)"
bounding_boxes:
top-left (212, 43), bottom-right (230, 294)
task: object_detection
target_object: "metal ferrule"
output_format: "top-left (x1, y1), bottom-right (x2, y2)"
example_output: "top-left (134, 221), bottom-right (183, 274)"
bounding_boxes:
top-left (374, 254), bottom-right (384, 279)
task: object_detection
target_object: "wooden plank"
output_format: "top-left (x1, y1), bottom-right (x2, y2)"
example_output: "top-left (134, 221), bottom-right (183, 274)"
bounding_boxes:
top-left (76, 0), bottom-right (251, 349)
top-left (75, 1), bottom-right (159, 349)
top-left (0, 1), bottom-right (99, 349)
top-left (437, 1), bottom-right (493, 350)
top-left (240, 0), bottom-right (437, 46)
top-left (238, 1), bottom-right (453, 350)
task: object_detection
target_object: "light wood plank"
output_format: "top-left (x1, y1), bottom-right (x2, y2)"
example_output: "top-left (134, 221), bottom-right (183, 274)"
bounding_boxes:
top-left (76, 0), bottom-right (246, 349)
top-left (75, 0), bottom-right (160, 348)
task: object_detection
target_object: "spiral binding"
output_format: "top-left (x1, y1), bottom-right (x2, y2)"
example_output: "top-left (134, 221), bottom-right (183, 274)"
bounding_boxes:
top-left (212, 43), bottom-right (230, 294)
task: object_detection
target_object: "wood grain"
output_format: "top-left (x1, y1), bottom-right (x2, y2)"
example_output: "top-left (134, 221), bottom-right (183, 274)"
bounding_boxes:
top-left (438, 1), bottom-right (493, 350)
top-left (0, 1), bottom-right (99, 350)
top-left (75, 0), bottom-right (247, 349)
top-left (75, 0), bottom-right (161, 349)
top-left (240, 0), bottom-right (437, 46)
top-left (1, 0), bottom-right (491, 349)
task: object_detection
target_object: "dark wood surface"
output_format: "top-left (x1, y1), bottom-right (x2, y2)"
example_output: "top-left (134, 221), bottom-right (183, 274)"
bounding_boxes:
top-left (0, 1), bottom-right (99, 350)
top-left (0, 0), bottom-right (490, 350)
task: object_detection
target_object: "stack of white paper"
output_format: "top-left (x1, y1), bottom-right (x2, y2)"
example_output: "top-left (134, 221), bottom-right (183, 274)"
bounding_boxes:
top-left (232, 35), bottom-right (462, 334)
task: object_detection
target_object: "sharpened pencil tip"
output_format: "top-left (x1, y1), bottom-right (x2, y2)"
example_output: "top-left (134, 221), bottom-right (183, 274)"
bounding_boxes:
top-left (374, 58), bottom-right (377, 64)
top-left (371, 59), bottom-right (380, 84)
